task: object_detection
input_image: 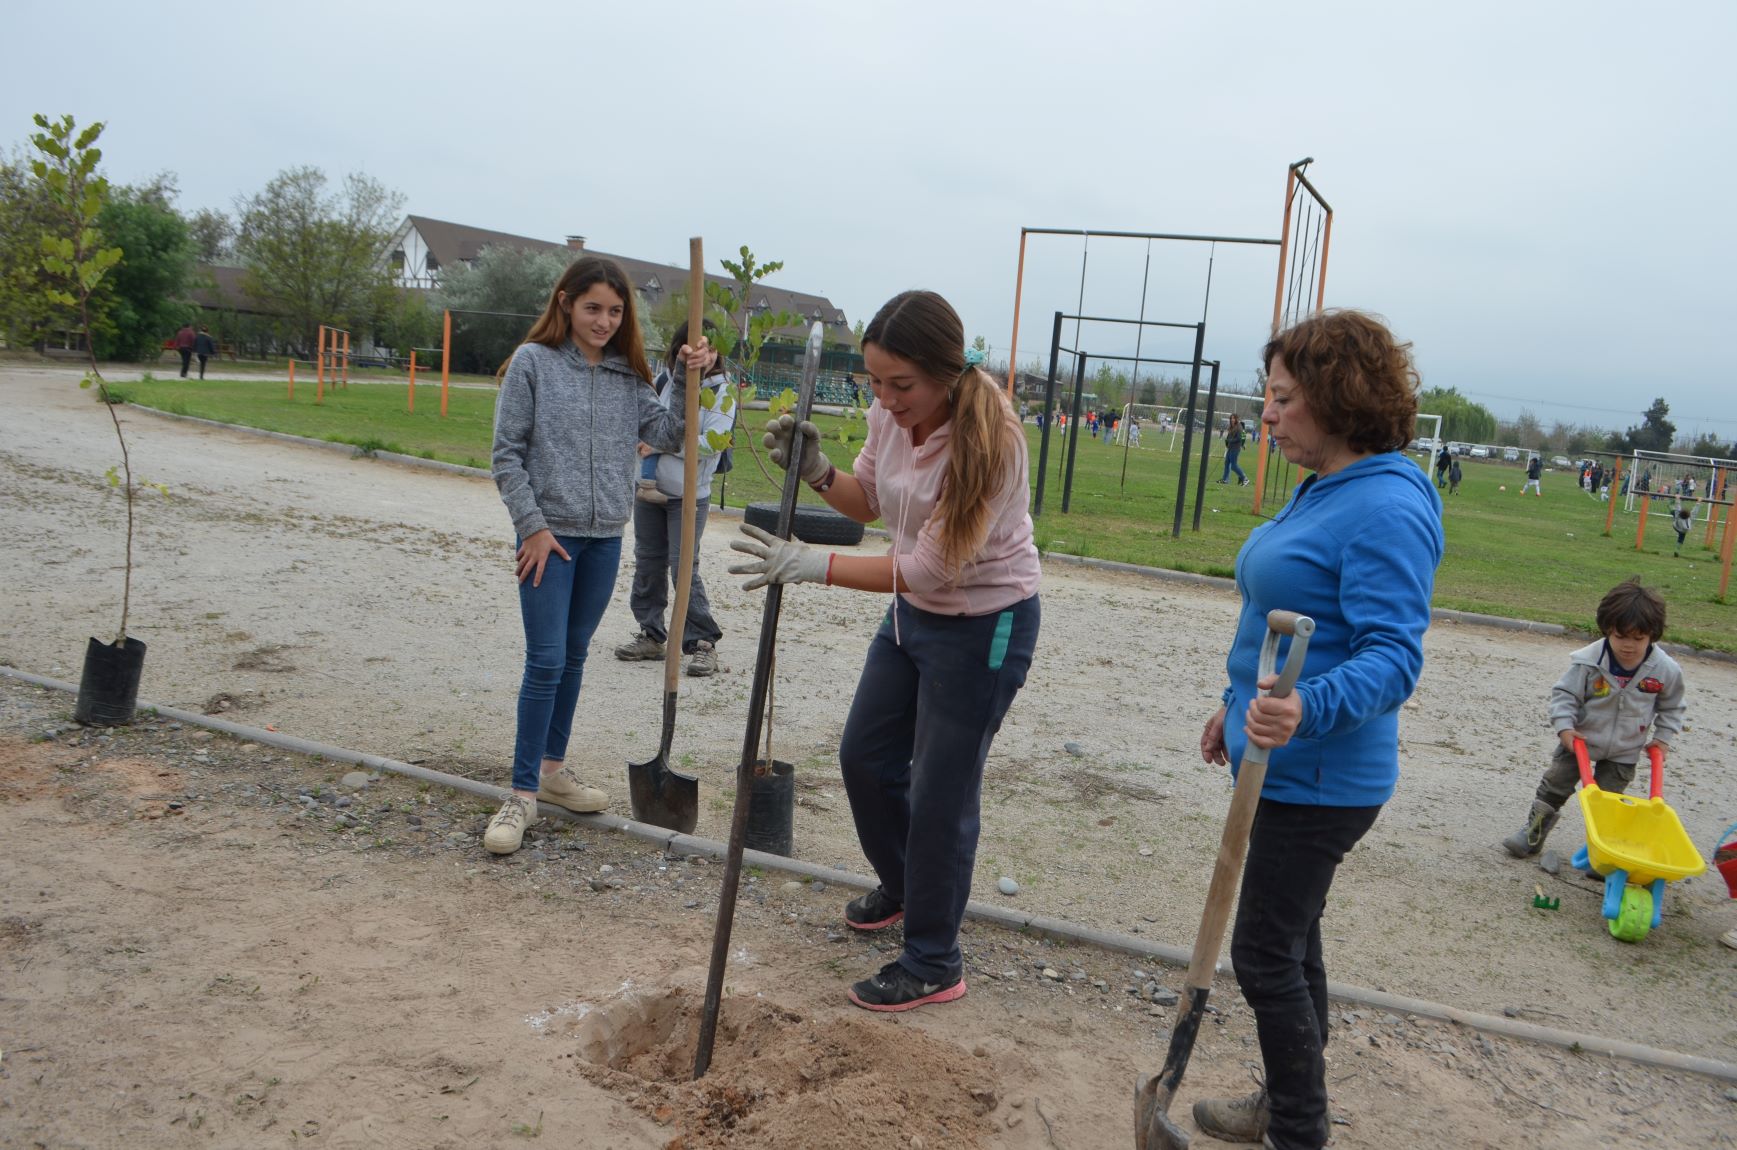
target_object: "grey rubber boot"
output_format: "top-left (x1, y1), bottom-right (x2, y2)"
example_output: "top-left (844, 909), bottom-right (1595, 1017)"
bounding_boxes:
top-left (1502, 799), bottom-right (1560, 858)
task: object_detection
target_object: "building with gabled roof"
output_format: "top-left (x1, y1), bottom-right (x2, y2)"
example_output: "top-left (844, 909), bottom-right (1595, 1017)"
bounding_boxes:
top-left (383, 215), bottom-right (854, 346)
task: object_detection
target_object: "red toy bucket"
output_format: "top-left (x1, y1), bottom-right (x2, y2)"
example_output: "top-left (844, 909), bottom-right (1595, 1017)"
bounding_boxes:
top-left (1716, 822), bottom-right (1737, 899)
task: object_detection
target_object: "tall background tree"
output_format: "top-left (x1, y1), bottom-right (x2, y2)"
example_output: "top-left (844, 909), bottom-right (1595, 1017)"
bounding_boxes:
top-left (431, 244), bottom-right (568, 374)
top-left (0, 148), bottom-right (58, 346)
top-left (1625, 397), bottom-right (1676, 454)
top-left (94, 173), bottom-right (196, 360)
top-left (1416, 386), bottom-right (1497, 444)
top-left (233, 165), bottom-right (402, 355)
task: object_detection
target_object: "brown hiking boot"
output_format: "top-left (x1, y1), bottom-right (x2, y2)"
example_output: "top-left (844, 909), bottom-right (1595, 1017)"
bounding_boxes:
top-left (614, 632), bottom-right (665, 661)
top-left (1192, 1086), bottom-right (1269, 1143)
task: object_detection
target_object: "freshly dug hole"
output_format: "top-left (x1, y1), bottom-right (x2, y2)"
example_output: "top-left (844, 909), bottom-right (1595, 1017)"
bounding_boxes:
top-left (570, 987), bottom-right (1000, 1149)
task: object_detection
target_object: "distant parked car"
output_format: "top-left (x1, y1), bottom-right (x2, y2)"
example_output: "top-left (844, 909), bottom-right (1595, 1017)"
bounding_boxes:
top-left (1469, 446), bottom-right (1490, 458)
top-left (1503, 447), bottom-right (1520, 462)
top-left (1551, 455), bottom-right (1571, 468)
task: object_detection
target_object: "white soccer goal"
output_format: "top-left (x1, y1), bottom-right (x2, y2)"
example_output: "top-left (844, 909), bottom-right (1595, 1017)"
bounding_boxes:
top-left (1621, 449), bottom-right (1729, 518)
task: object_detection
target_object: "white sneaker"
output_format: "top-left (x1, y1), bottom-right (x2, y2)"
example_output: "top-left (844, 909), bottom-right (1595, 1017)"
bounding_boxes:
top-left (1721, 927), bottom-right (1737, 951)
top-left (537, 765), bottom-right (608, 813)
top-left (483, 794), bottom-right (536, 855)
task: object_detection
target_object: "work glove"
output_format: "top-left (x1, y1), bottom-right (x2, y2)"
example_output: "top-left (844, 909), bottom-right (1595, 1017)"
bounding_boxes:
top-left (728, 523), bottom-right (829, 591)
top-left (763, 414), bottom-right (831, 486)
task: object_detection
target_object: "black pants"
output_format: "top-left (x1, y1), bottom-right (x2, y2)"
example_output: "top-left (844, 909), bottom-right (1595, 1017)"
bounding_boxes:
top-left (197, 353), bottom-right (209, 379)
top-left (1230, 799), bottom-right (1381, 1150)
top-left (178, 348), bottom-right (192, 377)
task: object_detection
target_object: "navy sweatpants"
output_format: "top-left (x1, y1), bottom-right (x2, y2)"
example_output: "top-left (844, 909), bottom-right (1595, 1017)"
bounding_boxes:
top-left (839, 594), bottom-right (1040, 982)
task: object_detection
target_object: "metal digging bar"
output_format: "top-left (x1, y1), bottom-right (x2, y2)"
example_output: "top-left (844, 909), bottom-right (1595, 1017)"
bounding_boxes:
top-left (692, 320), bottom-right (825, 1079)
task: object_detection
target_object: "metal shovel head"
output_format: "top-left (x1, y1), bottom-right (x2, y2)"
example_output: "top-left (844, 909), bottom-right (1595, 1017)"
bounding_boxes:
top-left (1134, 1071), bottom-right (1190, 1150)
top-left (627, 749), bottom-right (698, 834)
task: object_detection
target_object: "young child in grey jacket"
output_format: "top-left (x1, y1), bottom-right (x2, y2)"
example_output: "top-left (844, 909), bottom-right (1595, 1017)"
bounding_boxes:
top-left (1503, 579), bottom-right (1687, 857)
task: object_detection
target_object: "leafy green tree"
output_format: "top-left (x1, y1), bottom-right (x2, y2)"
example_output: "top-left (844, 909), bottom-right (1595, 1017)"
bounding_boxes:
top-left (1417, 386), bottom-right (1496, 444)
top-left (431, 243), bottom-right (568, 373)
top-left (233, 165), bottom-right (402, 355)
top-left (708, 245), bottom-right (803, 383)
top-left (1624, 397), bottom-right (1675, 454)
top-left (1685, 433), bottom-right (1734, 461)
top-left (373, 287), bottom-right (440, 363)
top-left (186, 206), bottom-right (234, 263)
top-left (0, 149), bottom-right (59, 345)
top-left (94, 184), bottom-right (196, 360)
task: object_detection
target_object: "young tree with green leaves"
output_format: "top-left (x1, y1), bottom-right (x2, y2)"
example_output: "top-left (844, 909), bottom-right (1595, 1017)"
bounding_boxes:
top-left (95, 183), bottom-right (196, 360)
top-left (30, 113), bottom-right (144, 643)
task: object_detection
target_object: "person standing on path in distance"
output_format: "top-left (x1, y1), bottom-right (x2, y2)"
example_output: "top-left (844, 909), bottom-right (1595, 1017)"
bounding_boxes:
top-left (1221, 415), bottom-right (1249, 485)
top-left (1193, 310), bottom-right (1443, 1150)
top-left (484, 256), bottom-right (702, 856)
top-left (614, 320), bottom-right (734, 677)
top-left (173, 321), bottom-right (196, 378)
top-left (1521, 452), bottom-right (1543, 496)
top-left (730, 290), bottom-right (1041, 1014)
top-left (193, 325), bottom-right (216, 380)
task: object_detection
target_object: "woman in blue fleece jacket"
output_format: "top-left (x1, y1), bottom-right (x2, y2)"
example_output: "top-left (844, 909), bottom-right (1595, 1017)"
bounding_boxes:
top-left (1192, 311), bottom-right (1443, 1150)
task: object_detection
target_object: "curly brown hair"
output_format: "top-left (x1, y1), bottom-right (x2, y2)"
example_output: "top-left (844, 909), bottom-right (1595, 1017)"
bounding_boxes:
top-left (1262, 310), bottom-right (1418, 454)
top-left (1596, 578), bottom-right (1667, 641)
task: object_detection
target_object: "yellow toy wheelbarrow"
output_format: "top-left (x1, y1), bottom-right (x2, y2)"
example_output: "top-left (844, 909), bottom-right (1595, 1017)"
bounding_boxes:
top-left (1569, 737), bottom-right (1705, 942)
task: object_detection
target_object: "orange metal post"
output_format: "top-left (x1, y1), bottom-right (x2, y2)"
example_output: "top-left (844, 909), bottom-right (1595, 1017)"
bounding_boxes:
top-left (1005, 230), bottom-right (1028, 400)
top-left (1719, 489), bottom-right (1737, 600)
top-left (1635, 494), bottom-right (1650, 550)
top-left (316, 326), bottom-right (326, 404)
top-left (1602, 458), bottom-right (1623, 536)
top-left (1253, 165), bottom-right (1298, 516)
top-left (288, 356), bottom-right (295, 400)
top-left (1707, 468), bottom-right (1724, 548)
top-left (408, 350), bottom-right (416, 413)
top-left (1314, 211), bottom-right (1333, 312)
top-left (341, 330), bottom-right (350, 388)
top-left (441, 310), bottom-right (452, 418)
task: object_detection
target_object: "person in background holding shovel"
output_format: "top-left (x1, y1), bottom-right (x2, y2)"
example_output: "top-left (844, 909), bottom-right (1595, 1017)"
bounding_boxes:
top-left (614, 320), bottom-right (734, 677)
top-left (484, 256), bottom-right (699, 856)
top-left (731, 289), bottom-right (1041, 1013)
top-left (1193, 311), bottom-right (1442, 1150)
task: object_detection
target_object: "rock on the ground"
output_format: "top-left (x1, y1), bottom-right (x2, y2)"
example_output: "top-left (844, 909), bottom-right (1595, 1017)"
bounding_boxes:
top-left (339, 771), bottom-right (369, 791)
top-left (997, 876), bottom-right (1019, 896)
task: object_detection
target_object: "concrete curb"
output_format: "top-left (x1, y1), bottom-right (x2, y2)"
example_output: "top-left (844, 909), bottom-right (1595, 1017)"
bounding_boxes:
top-left (120, 402), bottom-right (1737, 663)
top-left (6, 664), bottom-right (1736, 1084)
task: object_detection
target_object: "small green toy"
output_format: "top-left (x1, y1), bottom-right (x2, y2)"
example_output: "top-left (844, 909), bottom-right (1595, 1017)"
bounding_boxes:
top-left (1531, 884), bottom-right (1560, 911)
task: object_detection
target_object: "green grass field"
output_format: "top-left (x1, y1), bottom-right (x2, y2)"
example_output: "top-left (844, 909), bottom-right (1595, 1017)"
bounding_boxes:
top-left (111, 375), bottom-right (1737, 651)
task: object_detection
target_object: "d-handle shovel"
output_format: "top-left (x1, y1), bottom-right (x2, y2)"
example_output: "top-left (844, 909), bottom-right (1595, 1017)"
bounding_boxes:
top-left (627, 238), bottom-right (705, 834)
top-left (1135, 609), bottom-right (1315, 1150)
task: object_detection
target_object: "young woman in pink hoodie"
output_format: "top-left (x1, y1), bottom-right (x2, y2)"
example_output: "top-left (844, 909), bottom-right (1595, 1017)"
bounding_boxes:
top-left (731, 289), bottom-right (1041, 1013)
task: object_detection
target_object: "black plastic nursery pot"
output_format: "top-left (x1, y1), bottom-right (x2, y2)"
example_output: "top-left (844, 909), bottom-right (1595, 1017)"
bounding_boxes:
top-left (73, 635), bottom-right (147, 726)
top-left (744, 757), bottom-right (795, 857)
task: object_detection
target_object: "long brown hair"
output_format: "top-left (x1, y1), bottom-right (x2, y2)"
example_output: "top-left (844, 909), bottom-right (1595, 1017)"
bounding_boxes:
top-left (505, 256), bottom-right (652, 383)
top-left (863, 290), bottom-right (1019, 574)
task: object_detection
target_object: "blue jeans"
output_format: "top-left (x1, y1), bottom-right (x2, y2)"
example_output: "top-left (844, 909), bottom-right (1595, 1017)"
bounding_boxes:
top-left (1221, 447), bottom-right (1246, 483)
top-left (1231, 799), bottom-right (1381, 1150)
top-left (839, 594), bottom-right (1040, 982)
top-left (511, 534), bottom-right (621, 793)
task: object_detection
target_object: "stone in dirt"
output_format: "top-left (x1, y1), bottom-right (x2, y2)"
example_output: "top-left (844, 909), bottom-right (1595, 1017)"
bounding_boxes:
top-left (339, 771), bottom-right (369, 790)
top-left (997, 876), bottom-right (1019, 896)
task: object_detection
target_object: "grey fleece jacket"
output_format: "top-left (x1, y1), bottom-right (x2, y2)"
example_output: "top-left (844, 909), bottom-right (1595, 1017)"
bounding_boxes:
top-left (1548, 639), bottom-right (1686, 763)
top-left (492, 341), bottom-right (683, 540)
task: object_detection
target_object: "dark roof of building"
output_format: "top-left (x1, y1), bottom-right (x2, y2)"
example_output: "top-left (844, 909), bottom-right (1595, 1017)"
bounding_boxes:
top-left (400, 215), bottom-right (853, 342)
top-left (187, 264), bottom-right (266, 313)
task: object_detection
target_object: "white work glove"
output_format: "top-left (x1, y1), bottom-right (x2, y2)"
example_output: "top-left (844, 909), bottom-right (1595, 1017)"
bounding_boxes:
top-left (763, 414), bottom-right (831, 486)
top-left (728, 523), bottom-right (829, 591)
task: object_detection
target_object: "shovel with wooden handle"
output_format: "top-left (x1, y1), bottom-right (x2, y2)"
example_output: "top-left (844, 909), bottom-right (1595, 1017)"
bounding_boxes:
top-left (1135, 609), bottom-right (1315, 1150)
top-left (692, 319), bottom-right (825, 1080)
top-left (626, 237), bottom-right (705, 834)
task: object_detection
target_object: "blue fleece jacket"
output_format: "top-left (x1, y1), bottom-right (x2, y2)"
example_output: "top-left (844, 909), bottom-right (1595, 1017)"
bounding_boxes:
top-left (1220, 452), bottom-right (1444, 806)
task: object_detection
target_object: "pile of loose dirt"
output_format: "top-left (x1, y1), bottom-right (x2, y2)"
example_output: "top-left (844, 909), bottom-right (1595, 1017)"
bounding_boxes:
top-left (573, 989), bottom-right (998, 1149)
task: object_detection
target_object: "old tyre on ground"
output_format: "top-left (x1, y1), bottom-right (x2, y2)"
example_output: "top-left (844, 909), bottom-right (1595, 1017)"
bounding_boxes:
top-left (743, 501), bottom-right (865, 547)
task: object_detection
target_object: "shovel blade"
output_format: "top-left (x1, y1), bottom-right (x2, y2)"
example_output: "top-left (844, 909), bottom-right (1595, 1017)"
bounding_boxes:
top-left (1134, 1072), bottom-right (1190, 1150)
top-left (628, 753), bottom-right (699, 833)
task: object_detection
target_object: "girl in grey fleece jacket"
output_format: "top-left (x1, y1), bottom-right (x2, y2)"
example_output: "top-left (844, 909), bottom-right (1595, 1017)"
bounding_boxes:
top-left (481, 256), bottom-right (692, 856)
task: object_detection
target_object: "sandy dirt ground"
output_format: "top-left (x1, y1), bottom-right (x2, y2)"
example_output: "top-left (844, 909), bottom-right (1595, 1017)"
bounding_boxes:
top-left (3, 363), bottom-right (1737, 1146)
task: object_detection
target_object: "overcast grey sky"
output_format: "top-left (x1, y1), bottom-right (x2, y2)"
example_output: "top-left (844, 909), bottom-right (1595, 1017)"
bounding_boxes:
top-left (7, 0), bottom-right (1734, 439)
